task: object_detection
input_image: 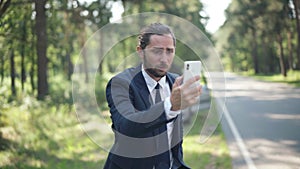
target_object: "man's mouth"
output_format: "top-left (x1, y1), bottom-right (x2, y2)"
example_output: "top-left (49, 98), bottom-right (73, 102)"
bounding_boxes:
top-left (156, 65), bottom-right (168, 70)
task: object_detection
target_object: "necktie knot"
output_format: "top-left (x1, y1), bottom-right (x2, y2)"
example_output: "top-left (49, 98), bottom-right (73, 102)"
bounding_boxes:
top-left (155, 83), bottom-right (160, 89)
top-left (155, 83), bottom-right (161, 103)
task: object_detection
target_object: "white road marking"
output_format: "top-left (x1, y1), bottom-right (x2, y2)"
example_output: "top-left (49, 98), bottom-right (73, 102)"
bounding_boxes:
top-left (217, 98), bottom-right (257, 169)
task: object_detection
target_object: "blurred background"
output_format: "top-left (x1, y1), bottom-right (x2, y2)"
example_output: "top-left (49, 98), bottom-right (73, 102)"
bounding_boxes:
top-left (0, 0), bottom-right (299, 168)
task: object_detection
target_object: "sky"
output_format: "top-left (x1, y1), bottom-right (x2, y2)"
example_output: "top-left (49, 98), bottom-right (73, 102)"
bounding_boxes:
top-left (201, 0), bottom-right (232, 33)
top-left (79, 0), bottom-right (231, 33)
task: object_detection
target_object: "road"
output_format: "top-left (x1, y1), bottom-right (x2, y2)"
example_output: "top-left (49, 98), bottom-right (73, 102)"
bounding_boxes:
top-left (220, 73), bottom-right (300, 169)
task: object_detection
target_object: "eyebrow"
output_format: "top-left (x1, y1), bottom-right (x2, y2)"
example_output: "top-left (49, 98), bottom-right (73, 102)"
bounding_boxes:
top-left (152, 46), bottom-right (175, 50)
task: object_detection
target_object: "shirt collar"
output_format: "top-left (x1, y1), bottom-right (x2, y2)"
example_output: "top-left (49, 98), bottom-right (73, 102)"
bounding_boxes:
top-left (141, 64), bottom-right (167, 92)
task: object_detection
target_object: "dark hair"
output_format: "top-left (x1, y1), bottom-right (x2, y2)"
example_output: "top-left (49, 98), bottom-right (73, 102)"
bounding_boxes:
top-left (138, 23), bottom-right (176, 49)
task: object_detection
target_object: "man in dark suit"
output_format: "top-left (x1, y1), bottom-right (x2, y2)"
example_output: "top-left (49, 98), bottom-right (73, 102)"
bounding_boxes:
top-left (104, 23), bottom-right (202, 169)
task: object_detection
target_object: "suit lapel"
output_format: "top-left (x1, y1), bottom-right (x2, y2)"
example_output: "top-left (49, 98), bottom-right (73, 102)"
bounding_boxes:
top-left (166, 73), bottom-right (176, 91)
top-left (131, 65), bottom-right (152, 108)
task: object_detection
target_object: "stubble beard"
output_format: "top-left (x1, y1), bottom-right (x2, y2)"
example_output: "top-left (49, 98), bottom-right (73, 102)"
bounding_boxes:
top-left (143, 57), bottom-right (168, 78)
top-left (145, 67), bottom-right (166, 78)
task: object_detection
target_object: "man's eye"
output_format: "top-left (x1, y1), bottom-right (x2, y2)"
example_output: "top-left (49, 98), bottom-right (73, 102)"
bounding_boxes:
top-left (153, 49), bottom-right (163, 54)
top-left (167, 49), bottom-right (174, 54)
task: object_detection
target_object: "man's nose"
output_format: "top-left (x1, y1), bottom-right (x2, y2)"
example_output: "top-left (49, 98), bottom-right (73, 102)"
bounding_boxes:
top-left (159, 51), bottom-right (168, 62)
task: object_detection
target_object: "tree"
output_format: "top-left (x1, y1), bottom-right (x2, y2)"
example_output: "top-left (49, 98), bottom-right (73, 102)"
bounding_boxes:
top-left (10, 48), bottom-right (16, 96)
top-left (217, 0), bottom-right (297, 76)
top-left (35, 0), bottom-right (48, 100)
top-left (0, 0), bottom-right (11, 18)
top-left (292, 0), bottom-right (300, 69)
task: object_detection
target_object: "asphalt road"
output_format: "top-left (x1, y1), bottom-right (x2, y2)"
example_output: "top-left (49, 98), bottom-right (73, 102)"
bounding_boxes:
top-left (220, 73), bottom-right (300, 169)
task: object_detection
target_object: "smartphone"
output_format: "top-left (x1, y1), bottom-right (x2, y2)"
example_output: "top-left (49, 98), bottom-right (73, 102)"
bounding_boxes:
top-left (183, 61), bottom-right (202, 84)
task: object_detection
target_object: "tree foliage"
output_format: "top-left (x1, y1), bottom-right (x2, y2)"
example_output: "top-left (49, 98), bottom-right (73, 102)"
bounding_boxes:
top-left (0, 0), bottom-right (114, 99)
top-left (216, 0), bottom-right (299, 76)
top-left (0, 0), bottom-right (210, 100)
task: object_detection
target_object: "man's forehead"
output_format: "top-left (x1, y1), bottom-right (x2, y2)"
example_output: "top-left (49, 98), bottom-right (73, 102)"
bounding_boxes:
top-left (148, 34), bottom-right (175, 47)
top-left (150, 34), bottom-right (173, 40)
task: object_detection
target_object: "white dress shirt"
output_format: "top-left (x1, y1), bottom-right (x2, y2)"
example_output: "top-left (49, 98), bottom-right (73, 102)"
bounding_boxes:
top-left (141, 66), bottom-right (181, 168)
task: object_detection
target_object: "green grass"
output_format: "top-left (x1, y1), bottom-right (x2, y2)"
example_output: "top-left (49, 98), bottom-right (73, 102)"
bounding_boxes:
top-left (0, 75), bottom-right (108, 169)
top-left (0, 100), bottom-right (107, 169)
top-left (183, 110), bottom-right (232, 169)
top-left (0, 103), bottom-right (232, 169)
top-left (239, 70), bottom-right (300, 87)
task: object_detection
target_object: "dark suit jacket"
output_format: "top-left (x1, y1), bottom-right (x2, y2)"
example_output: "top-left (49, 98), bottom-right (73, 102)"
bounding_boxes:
top-left (104, 65), bottom-right (190, 169)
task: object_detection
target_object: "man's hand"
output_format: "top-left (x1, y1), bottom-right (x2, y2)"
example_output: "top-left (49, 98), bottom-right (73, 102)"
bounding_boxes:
top-left (170, 75), bottom-right (202, 111)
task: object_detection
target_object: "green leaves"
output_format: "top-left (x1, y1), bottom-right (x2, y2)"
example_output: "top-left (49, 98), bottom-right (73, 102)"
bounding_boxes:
top-left (217, 0), bottom-right (299, 75)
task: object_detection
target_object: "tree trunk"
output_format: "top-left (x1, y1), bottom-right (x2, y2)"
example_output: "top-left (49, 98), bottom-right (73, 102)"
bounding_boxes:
top-left (261, 32), bottom-right (269, 73)
top-left (35, 0), bottom-right (48, 100)
top-left (66, 53), bottom-right (73, 81)
top-left (0, 52), bottom-right (4, 85)
top-left (21, 45), bottom-right (26, 91)
top-left (21, 21), bottom-right (26, 91)
top-left (82, 47), bottom-right (89, 83)
top-left (230, 50), bottom-right (235, 72)
top-left (98, 31), bottom-right (103, 74)
top-left (79, 29), bottom-right (88, 83)
top-left (287, 30), bottom-right (294, 70)
top-left (293, 0), bottom-right (300, 69)
top-left (251, 28), bottom-right (259, 74)
top-left (30, 63), bottom-right (35, 92)
top-left (30, 15), bottom-right (36, 92)
top-left (0, 0), bottom-right (11, 18)
top-left (277, 33), bottom-right (287, 77)
top-left (268, 36), bottom-right (276, 73)
top-left (10, 49), bottom-right (16, 96)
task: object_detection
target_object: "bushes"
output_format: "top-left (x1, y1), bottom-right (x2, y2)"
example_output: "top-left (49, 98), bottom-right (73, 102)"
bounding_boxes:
top-left (0, 74), bottom-right (109, 168)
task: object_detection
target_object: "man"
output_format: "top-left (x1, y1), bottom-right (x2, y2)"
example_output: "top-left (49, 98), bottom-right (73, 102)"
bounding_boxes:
top-left (104, 23), bottom-right (202, 169)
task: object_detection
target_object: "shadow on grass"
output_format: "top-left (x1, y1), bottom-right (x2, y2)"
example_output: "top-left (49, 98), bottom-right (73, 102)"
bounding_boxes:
top-left (1, 143), bottom-right (105, 169)
top-left (0, 135), bottom-right (10, 151)
top-left (286, 80), bottom-right (300, 87)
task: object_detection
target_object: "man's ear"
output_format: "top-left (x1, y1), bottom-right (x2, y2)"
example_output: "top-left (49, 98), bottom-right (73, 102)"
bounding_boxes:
top-left (136, 46), bottom-right (144, 59)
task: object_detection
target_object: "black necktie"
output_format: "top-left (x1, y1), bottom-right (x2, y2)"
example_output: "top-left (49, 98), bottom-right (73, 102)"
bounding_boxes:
top-left (155, 83), bottom-right (161, 103)
top-left (154, 83), bottom-right (170, 169)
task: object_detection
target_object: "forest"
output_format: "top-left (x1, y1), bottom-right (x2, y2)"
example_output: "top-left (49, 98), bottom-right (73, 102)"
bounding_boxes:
top-left (0, 0), bottom-right (299, 168)
top-left (217, 0), bottom-right (300, 77)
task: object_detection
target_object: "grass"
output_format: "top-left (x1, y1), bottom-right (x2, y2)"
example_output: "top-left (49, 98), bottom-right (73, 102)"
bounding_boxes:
top-left (0, 100), bottom-right (107, 169)
top-left (0, 76), bottom-right (108, 169)
top-left (0, 103), bottom-right (232, 169)
top-left (238, 70), bottom-right (300, 87)
top-left (183, 110), bottom-right (232, 169)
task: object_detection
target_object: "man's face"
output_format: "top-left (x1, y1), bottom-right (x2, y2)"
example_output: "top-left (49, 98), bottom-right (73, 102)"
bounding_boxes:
top-left (138, 34), bottom-right (175, 80)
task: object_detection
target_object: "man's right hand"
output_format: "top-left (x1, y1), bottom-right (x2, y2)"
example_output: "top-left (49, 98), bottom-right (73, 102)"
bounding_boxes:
top-left (170, 75), bottom-right (202, 111)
